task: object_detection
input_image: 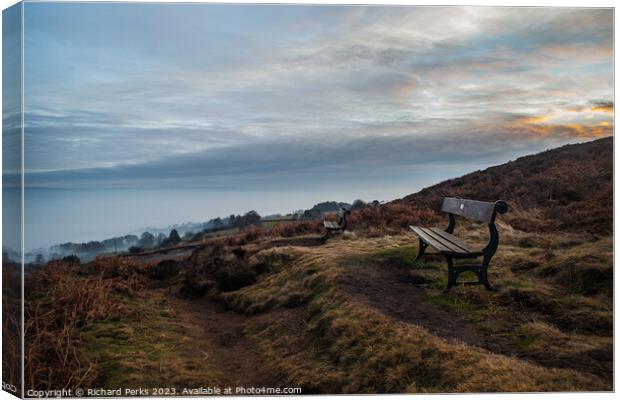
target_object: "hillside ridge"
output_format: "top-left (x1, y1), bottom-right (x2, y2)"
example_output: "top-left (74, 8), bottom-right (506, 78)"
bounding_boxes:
top-left (402, 136), bottom-right (612, 234)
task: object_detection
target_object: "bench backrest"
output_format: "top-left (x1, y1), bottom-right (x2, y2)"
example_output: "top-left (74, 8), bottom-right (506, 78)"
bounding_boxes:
top-left (337, 207), bottom-right (351, 228)
top-left (441, 197), bottom-right (507, 223)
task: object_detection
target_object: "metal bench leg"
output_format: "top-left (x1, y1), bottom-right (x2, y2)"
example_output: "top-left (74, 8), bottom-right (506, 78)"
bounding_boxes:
top-left (413, 239), bottom-right (428, 265)
top-left (322, 230), bottom-right (332, 242)
top-left (479, 266), bottom-right (492, 291)
top-left (480, 256), bottom-right (493, 291)
top-left (445, 256), bottom-right (457, 289)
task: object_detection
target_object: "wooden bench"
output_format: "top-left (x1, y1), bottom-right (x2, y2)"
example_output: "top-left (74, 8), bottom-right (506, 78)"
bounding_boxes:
top-left (323, 208), bottom-right (351, 235)
top-left (410, 197), bottom-right (508, 290)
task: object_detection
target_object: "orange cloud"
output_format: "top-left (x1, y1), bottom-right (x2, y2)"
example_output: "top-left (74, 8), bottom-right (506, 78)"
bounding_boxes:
top-left (565, 101), bottom-right (613, 113)
top-left (510, 114), bottom-right (613, 140)
top-left (564, 124), bottom-right (611, 138)
top-left (591, 101), bottom-right (613, 113)
top-left (524, 115), bottom-right (549, 124)
top-left (537, 123), bottom-right (610, 139)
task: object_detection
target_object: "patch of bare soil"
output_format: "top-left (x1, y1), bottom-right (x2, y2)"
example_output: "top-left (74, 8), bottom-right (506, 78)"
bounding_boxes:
top-left (163, 290), bottom-right (277, 388)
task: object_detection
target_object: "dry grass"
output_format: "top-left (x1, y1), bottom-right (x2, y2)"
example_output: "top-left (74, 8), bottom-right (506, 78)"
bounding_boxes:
top-left (2, 263), bottom-right (21, 391)
top-left (81, 293), bottom-right (223, 389)
top-left (246, 279), bottom-right (606, 393)
top-left (206, 227), bottom-right (610, 392)
top-left (24, 255), bottom-right (226, 390)
top-left (348, 201), bottom-right (438, 234)
top-left (24, 261), bottom-right (127, 390)
top-left (219, 248), bottom-right (331, 314)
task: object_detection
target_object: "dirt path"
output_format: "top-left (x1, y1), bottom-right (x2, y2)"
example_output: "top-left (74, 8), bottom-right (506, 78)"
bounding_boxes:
top-left (163, 290), bottom-right (276, 388)
top-left (338, 260), bottom-right (494, 348)
top-left (337, 256), bottom-right (612, 381)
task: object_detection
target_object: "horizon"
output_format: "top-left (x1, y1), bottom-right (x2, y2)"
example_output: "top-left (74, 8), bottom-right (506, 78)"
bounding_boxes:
top-left (11, 134), bottom-right (611, 253)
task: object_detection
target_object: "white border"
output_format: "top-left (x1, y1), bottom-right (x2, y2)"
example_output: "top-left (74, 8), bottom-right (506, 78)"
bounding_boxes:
top-left (0, 2), bottom-right (616, 400)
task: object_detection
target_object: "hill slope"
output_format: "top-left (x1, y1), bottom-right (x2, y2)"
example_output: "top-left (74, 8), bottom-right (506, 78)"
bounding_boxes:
top-left (403, 136), bottom-right (612, 234)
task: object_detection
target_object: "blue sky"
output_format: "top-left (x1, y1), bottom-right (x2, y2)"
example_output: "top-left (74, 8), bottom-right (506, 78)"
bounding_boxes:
top-left (21, 3), bottom-right (613, 190)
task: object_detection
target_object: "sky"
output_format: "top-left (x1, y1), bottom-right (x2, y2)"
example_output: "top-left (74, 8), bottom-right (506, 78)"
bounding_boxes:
top-left (19, 3), bottom-right (614, 191)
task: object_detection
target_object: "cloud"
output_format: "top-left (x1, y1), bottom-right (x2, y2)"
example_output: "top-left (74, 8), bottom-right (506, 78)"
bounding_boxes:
top-left (25, 114), bottom-right (609, 191)
top-left (590, 101), bottom-right (614, 113)
top-left (505, 110), bottom-right (613, 141)
top-left (565, 100), bottom-right (614, 113)
top-left (21, 4), bottom-right (613, 187)
top-left (520, 122), bottom-right (612, 140)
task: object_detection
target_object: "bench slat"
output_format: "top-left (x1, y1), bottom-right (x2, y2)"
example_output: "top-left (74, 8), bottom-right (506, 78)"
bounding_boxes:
top-left (429, 228), bottom-right (477, 254)
top-left (410, 226), bottom-right (454, 253)
top-left (422, 228), bottom-right (472, 254)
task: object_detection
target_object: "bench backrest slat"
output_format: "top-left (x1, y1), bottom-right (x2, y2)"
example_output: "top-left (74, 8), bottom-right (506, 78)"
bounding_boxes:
top-left (441, 197), bottom-right (497, 223)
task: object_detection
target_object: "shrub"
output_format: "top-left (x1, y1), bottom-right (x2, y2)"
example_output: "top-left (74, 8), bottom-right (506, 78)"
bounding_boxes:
top-left (128, 246), bottom-right (143, 254)
top-left (61, 255), bottom-right (80, 264)
top-left (182, 245), bottom-right (257, 296)
top-left (148, 259), bottom-right (183, 280)
top-left (267, 221), bottom-right (322, 238)
top-left (348, 201), bottom-right (438, 231)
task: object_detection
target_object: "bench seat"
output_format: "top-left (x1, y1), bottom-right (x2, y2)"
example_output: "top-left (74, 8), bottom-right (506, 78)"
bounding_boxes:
top-left (323, 220), bottom-right (341, 230)
top-left (409, 226), bottom-right (481, 257)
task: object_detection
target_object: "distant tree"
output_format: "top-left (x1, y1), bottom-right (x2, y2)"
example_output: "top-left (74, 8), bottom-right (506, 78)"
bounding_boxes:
top-left (35, 254), bottom-right (45, 265)
top-left (183, 231), bottom-right (194, 240)
top-left (138, 232), bottom-right (155, 248)
top-left (312, 201), bottom-right (351, 213)
top-left (240, 210), bottom-right (261, 227)
top-left (212, 217), bottom-right (224, 229)
top-left (155, 233), bottom-right (167, 246)
top-left (122, 234), bottom-right (140, 246)
top-left (351, 199), bottom-right (367, 211)
top-left (301, 201), bottom-right (352, 220)
top-left (168, 229), bottom-right (181, 245)
top-left (83, 241), bottom-right (106, 253)
top-left (302, 209), bottom-right (322, 220)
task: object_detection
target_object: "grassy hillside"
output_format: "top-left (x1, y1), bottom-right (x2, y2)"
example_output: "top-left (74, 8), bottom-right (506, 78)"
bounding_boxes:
top-left (404, 136), bottom-right (612, 234)
top-left (23, 137), bottom-right (613, 393)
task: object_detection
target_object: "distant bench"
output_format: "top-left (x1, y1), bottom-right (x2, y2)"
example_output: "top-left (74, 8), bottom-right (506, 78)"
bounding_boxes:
top-left (410, 197), bottom-right (508, 290)
top-left (323, 208), bottom-right (351, 235)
